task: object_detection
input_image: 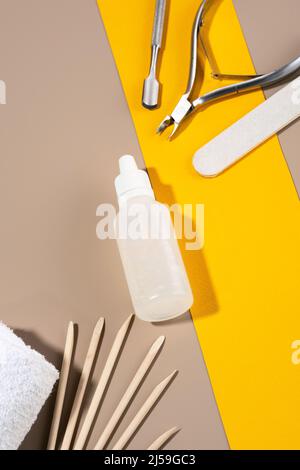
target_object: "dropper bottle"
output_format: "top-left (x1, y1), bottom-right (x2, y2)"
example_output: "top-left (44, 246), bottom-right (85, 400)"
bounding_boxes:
top-left (114, 155), bottom-right (193, 322)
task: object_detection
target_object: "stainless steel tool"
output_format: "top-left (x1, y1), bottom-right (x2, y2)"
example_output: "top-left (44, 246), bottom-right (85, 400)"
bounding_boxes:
top-left (142, 0), bottom-right (167, 109)
top-left (157, 0), bottom-right (300, 139)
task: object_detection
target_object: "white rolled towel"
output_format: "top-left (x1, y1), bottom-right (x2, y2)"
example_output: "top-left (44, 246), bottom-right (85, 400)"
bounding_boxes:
top-left (0, 322), bottom-right (59, 450)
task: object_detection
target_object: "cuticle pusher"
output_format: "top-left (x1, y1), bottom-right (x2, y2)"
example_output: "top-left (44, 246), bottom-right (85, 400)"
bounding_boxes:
top-left (142, 0), bottom-right (167, 110)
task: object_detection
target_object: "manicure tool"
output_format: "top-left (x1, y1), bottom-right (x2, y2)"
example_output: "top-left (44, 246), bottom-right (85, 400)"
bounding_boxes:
top-left (142, 0), bottom-right (167, 109)
top-left (94, 336), bottom-right (165, 450)
top-left (147, 427), bottom-right (180, 450)
top-left (45, 315), bottom-right (178, 451)
top-left (73, 315), bottom-right (133, 450)
top-left (193, 77), bottom-right (300, 176)
top-left (47, 322), bottom-right (75, 450)
top-left (60, 318), bottom-right (104, 450)
top-left (157, 0), bottom-right (300, 139)
top-left (112, 370), bottom-right (177, 450)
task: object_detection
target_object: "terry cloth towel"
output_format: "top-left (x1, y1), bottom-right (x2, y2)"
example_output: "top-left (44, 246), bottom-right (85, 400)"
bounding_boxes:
top-left (0, 322), bottom-right (59, 450)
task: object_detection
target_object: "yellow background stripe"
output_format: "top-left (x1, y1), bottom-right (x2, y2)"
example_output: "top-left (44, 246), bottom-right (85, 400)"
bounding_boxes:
top-left (97, 0), bottom-right (300, 449)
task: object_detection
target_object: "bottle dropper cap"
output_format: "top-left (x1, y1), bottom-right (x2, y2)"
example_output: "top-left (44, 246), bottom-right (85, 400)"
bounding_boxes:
top-left (115, 155), bottom-right (154, 204)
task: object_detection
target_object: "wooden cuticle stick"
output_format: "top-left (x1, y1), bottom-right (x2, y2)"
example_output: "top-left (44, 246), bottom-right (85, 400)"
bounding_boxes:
top-left (112, 370), bottom-right (178, 450)
top-left (47, 321), bottom-right (75, 450)
top-left (60, 317), bottom-right (104, 450)
top-left (147, 426), bottom-right (181, 450)
top-left (73, 314), bottom-right (134, 450)
top-left (93, 335), bottom-right (165, 450)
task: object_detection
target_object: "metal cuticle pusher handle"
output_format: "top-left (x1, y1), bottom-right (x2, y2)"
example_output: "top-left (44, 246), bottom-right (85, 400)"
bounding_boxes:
top-left (142, 0), bottom-right (167, 109)
top-left (152, 0), bottom-right (167, 48)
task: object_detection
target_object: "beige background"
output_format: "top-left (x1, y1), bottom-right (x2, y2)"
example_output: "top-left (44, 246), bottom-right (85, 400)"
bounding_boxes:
top-left (234, 0), bottom-right (300, 197)
top-left (0, 0), bottom-right (298, 450)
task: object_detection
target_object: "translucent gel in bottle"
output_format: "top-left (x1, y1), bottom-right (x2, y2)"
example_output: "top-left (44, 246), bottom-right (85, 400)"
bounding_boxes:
top-left (114, 155), bottom-right (193, 322)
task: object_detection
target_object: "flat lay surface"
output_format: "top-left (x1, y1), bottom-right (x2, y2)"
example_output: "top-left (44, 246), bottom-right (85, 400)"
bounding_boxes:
top-left (0, 0), bottom-right (299, 450)
top-left (98, 0), bottom-right (300, 450)
top-left (0, 0), bottom-right (227, 450)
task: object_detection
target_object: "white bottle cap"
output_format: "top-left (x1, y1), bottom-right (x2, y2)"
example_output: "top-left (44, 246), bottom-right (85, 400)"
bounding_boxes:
top-left (115, 155), bottom-right (154, 204)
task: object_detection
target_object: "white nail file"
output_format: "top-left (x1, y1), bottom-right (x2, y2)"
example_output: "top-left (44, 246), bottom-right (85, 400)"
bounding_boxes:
top-left (193, 77), bottom-right (300, 177)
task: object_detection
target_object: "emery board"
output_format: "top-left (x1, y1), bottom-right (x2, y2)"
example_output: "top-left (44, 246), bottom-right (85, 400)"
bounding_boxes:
top-left (193, 78), bottom-right (300, 176)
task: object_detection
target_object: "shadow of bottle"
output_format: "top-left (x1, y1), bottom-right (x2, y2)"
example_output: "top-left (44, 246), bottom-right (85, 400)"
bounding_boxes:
top-left (147, 167), bottom-right (219, 322)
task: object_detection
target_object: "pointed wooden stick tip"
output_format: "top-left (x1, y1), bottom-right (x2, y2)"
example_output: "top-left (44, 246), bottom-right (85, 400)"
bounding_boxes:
top-left (155, 335), bottom-right (166, 347)
top-left (155, 370), bottom-right (178, 391)
top-left (167, 369), bottom-right (178, 381)
top-left (94, 317), bottom-right (105, 332)
top-left (124, 313), bottom-right (134, 326)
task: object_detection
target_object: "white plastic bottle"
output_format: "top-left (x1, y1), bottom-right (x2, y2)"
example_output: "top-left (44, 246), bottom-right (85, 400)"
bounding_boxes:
top-left (114, 155), bottom-right (193, 322)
